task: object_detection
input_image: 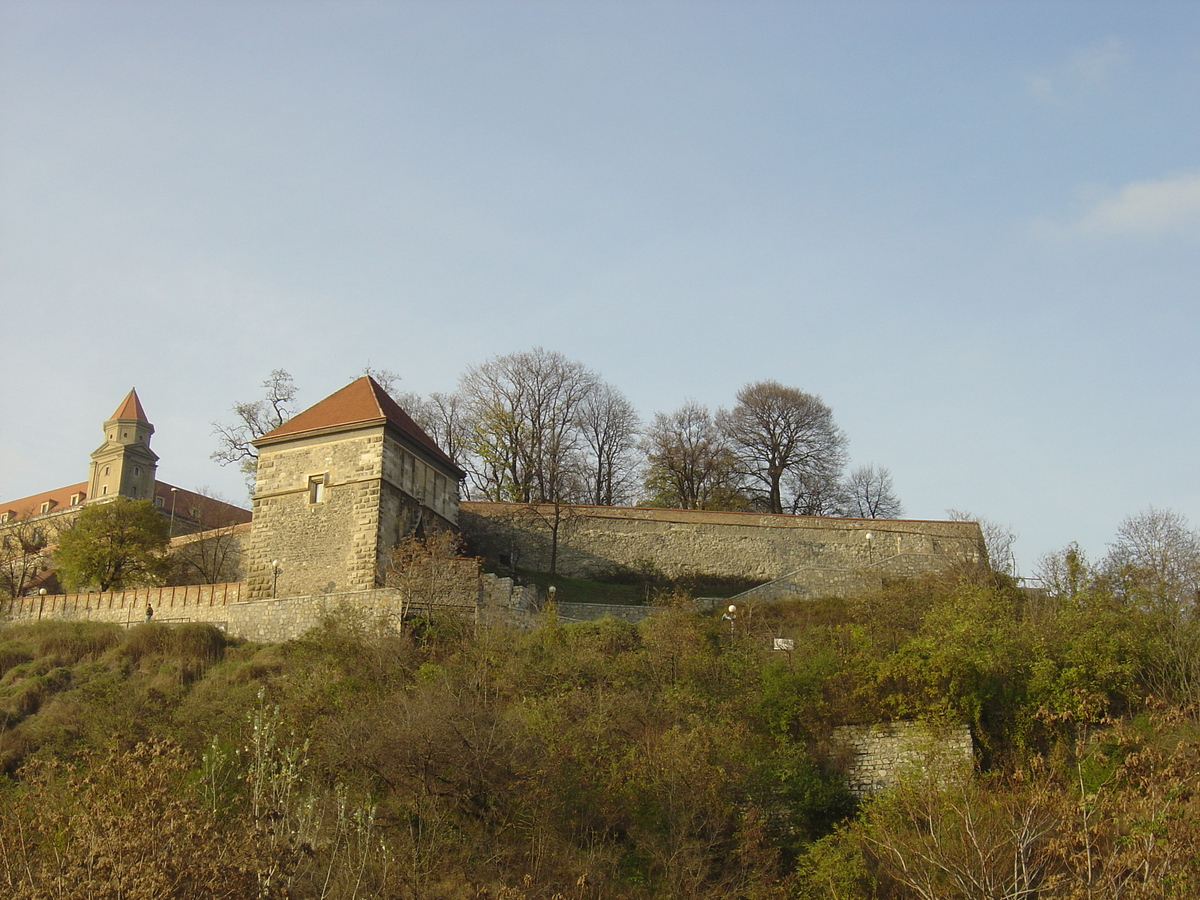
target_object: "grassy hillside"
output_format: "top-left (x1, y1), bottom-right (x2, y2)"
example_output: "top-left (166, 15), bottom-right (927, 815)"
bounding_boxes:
top-left (2, 568), bottom-right (1198, 899)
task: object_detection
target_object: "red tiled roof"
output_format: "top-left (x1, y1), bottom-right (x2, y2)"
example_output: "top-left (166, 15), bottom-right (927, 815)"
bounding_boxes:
top-left (0, 482), bottom-right (88, 520)
top-left (254, 376), bottom-right (463, 476)
top-left (154, 481), bottom-right (252, 528)
top-left (110, 388), bottom-right (149, 423)
top-left (0, 481), bottom-right (250, 529)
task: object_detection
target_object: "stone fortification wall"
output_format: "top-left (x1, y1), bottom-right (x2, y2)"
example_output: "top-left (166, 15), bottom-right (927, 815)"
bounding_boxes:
top-left (831, 721), bottom-right (974, 796)
top-left (168, 522), bottom-right (249, 583)
top-left (4, 583), bottom-right (247, 626)
top-left (247, 427), bottom-right (387, 600)
top-left (4, 568), bottom-right (531, 644)
top-left (460, 502), bottom-right (986, 597)
top-left (554, 601), bottom-right (657, 624)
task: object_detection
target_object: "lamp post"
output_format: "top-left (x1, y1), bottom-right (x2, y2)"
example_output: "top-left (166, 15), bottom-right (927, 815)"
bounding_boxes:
top-left (271, 560), bottom-right (280, 598)
top-left (865, 531), bottom-right (873, 565)
top-left (169, 487), bottom-right (179, 537)
top-left (722, 603), bottom-right (737, 635)
top-left (38, 587), bottom-right (47, 621)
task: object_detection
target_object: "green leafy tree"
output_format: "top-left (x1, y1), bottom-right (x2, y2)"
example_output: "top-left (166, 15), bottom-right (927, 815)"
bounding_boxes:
top-left (54, 498), bottom-right (170, 591)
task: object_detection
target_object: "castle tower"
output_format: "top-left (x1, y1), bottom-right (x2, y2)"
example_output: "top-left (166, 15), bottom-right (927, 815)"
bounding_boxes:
top-left (245, 376), bottom-right (464, 600)
top-left (87, 389), bottom-right (159, 504)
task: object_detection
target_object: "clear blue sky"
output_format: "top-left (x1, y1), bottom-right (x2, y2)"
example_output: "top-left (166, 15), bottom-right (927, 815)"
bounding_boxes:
top-left (2, 1), bottom-right (1197, 574)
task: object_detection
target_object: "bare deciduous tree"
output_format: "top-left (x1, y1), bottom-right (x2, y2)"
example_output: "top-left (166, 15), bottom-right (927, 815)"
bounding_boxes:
top-left (717, 381), bottom-right (847, 515)
top-left (843, 464), bottom-right (904, 519)
top-left (0, 510), bottom-right (59, 599)
top-left (211, 369), bottom-right (298, 490)
top-left (420, 391), bottom-right (471, 471)
top-left (382, 530), bottom-right (473, 621)
top-left (947, 509), bottom-right (1018, 577)
top-left (1103, 506), bottom-right (1200, 611)
top-left (576, 383), bottom-right (641, 507)
top-left (169, 491), bottom-right (246, 585)
top-left (1102, 507), bottom-right (1200, 703)
top-left (458, 347), bottom-right (598, 504)
top-left (643, 401), bottom-right (744, 510)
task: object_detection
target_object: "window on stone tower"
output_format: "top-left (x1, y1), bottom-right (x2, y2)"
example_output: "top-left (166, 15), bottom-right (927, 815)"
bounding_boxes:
top-left (308, 475), bottom-right (326, 504)
top-left (134, 466), bottom-right (140, 476)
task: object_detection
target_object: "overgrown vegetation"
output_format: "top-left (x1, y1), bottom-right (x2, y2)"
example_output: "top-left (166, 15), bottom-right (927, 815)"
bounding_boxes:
top-left (3, 530), bottom-right (1199, 897)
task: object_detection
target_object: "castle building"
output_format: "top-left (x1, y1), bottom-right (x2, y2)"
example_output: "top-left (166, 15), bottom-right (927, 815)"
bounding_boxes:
top-left (1, 390), bottom-right (252, 594)
top-left (5, 379), bottom-right (986, 616)
top-left (244, 376), bottom-right (464, 600)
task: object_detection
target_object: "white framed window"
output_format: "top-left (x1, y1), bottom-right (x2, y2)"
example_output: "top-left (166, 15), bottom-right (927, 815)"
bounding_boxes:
top-left (308, 475), bottom-right (326, 504)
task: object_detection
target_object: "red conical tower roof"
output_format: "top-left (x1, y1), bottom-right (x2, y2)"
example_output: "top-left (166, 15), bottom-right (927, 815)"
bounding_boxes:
top-left (109, 388), bottom-right (149, 423)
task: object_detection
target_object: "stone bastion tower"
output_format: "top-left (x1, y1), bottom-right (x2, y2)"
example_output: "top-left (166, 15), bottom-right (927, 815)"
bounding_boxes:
top-left (244, 376), bottom-right (465, 600)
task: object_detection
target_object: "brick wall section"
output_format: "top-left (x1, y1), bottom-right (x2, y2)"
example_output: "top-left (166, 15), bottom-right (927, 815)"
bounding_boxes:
top-left (831, 721), bottom-right (974, 796)
top-left (460, 502), bottom-right (986, 596)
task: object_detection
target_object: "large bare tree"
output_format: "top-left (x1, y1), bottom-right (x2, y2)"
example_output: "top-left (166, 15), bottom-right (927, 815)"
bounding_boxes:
top-left (842, 463), bottom-right (904, 519)
top-left (717, 381), bottom-right (847, 515)
top-left (0, 510), bottom-right (59, 598)
top-left (642, 401), bottom-right (744, 510)
top-left (458, 348), bottom-right (598, 504)
top-left (575, 383), bottom-right (641, 506)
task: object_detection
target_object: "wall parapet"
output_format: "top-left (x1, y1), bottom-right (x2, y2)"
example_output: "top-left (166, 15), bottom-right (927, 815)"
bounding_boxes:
top-left (460, 501), bottom-right (986, 596)
top-left (3, 569), bottom-right (535, 644)
top-left (4, 582), bottom-right (246, 625)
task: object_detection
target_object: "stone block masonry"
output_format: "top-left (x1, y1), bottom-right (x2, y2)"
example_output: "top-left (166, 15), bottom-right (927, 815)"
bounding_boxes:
top-left (831, 721), bottom-right (975, 796)
top-left (460, 502), bottom-right (987, 598)
top-left (246, 428), bottom-right (388, 600)
top-left (4, 568), bottom-right (531, 644)
top-left (4, 583), bottom-right (247, 627)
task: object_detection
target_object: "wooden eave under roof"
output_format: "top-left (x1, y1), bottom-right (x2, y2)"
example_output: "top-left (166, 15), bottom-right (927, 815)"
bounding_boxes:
top-left (253, 376), bottom-right (464, 477)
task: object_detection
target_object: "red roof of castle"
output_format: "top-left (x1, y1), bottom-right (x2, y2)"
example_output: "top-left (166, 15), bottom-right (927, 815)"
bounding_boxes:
top-left (1, 480), bottom-right (250, 528)
top-left (0, 482), bottom-right (89, 520)
top-left (109, 388), bottom-right (149, 423)
top-left (254, 376), bottom-right (463, 476)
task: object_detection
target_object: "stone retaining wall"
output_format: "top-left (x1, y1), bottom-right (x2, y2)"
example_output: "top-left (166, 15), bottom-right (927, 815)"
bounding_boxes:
top-left (553, 601), bottom-right (658, 624)
top-left (831, 721), bottom-right (974, 796)
top-left (3, 570), bottom-right (533, 644)
top-left (461, 502), bottom-right (986, 598)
